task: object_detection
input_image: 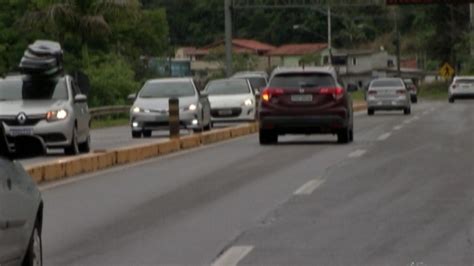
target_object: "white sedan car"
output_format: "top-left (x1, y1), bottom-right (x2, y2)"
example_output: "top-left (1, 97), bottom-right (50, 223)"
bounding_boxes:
top-left (205, 79), bottom-right (258, 124)
top-left (449, 76), bottom-right (474, 103)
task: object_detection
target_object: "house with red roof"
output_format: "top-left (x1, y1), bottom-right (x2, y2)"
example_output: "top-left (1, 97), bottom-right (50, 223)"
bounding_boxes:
top-left (202, 39), bottom-right (276, 56)
top-left (267, 43), bottom-right (328, 68)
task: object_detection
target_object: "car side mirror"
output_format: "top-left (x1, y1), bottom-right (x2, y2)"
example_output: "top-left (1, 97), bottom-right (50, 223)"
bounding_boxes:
top-left (128, 93), bottom-right (137, 102)
top-left (74, 94), bottom-right (87, 103)
top-left (347, 84), bottom-right (358, 92)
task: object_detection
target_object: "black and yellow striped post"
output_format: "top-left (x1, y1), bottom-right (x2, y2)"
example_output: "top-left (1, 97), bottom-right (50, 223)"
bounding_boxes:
top-left (169, 98), bottom-right (180, 138)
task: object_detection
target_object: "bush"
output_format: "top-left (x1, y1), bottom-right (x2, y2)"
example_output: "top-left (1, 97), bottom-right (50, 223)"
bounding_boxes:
top-left (85, 54), bottom-right (140, 107)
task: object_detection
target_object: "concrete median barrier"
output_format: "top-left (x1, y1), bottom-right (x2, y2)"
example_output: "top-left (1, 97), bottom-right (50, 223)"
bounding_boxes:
top-left (26, 102), bottom-right (367, 184)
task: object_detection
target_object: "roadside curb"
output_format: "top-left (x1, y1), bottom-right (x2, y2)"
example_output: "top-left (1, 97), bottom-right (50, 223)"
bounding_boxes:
top-left (26, 102), bottom-right (367, 184)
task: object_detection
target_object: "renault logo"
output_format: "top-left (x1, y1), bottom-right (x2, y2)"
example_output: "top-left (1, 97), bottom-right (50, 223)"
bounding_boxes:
top-left (17, 113), bottom-right (27, 125)
top-left (299, 88), bottom-right (305, 94)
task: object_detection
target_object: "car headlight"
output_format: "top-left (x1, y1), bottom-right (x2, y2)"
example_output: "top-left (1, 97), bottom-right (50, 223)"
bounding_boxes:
top-left (47, 109), bottom-right (68, 121)
top-left (243, 99), bottom-right (253, 106)
top-left (188, 104), bottom-right (197, 111)
top-left (132, 106), bottom-right (141, 113)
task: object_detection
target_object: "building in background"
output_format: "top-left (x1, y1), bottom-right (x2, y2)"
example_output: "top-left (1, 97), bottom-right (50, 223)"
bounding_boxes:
top-left (267, 43), bottom-right (328, 68)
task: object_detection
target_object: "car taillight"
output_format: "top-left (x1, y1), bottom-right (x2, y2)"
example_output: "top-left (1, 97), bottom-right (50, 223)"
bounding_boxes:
top-left (261, 88), bottom-right (284, 102)
top-left (397, 90), bottom-right (406, 95)
top-left (452, 84), bottom-right (457, 89)
top-left (368, 90), bottom-right (377, 95)
top-left (319, 87), bottom-right (344, 100)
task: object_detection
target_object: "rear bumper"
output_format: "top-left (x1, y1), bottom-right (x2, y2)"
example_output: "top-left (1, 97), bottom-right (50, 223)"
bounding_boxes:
top-left (450, 93), bottom-right (474, 99)
top-left (260, 115), bottom-right (349, 134)
top-left (367, 99), bottom-right (409, 110)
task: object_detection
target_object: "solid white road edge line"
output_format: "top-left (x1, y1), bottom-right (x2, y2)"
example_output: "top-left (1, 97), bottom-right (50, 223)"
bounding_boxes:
top-left (394, 125), bottom-right (403, 131)
top-left (377, 132), bottom-right (391, 141)
top-left (294, 179), bottom-right (326, 195)
top-left (212, 246), bottom-right (254, 266)
top-left (348, 149), bottom-right (367, 158)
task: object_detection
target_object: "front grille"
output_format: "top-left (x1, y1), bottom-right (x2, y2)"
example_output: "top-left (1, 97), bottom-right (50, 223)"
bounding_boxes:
top-left (2, 118), bottom-right (43, 126)
top-left (143, 121), bottom-right (186, 128)
top-left (39, 133), bottom-right (67, 142)
top-left (211, 108), bottom-right (242, 118)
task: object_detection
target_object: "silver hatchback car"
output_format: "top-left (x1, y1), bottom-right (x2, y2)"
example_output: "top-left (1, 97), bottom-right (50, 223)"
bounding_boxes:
top-left (129, 78), bottom-right (212, 138)
top-left (0, 125), bottom-right (43, 266)
top-left (0, 75), bottom-right (91, 155)
top-left (367, 78), bottom-right (411, 115)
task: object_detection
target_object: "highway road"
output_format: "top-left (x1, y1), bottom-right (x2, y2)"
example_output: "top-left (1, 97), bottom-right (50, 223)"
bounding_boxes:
top-left (39, 100), bottom-right (474, 265)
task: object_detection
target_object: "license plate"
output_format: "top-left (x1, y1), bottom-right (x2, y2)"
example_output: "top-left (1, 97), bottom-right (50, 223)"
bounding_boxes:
top-left (218, 110), bottom-right (232, 116)
top-left (10, 128), bottom-right (34, 137)
top-left (291, 94), bottom-right (313, 102)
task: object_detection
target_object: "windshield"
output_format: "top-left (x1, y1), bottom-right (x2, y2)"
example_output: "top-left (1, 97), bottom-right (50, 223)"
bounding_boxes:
top-left (0, 77), bottom-right (68, 101)
top-left (206, 79), bottom-right (251, 95)
top-left (139, 81), bottom-right (196, 98)
top-left (247, 77), bottom-right (267, 91)
top-left (371, 79), bottom-right (403, 88)
top-left (456, 79), bottom-right (474, 84)
top-left (270, 73), bottom-right (335, 89)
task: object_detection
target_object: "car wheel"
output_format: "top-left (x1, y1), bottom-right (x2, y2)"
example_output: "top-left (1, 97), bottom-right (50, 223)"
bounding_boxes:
top-left (142, 130), bottom-right (152, 138)
top-left (204, 122), bottom-right (212, 131)
top-left (449, 97), bottom-right (455, 103)
top-left (337, 128), bottom-right (350, 144)
top-left (368, 109), bottom-right (374, 116)
top-left (259, 130), bottom-right (277, 145)
top-left (404, 108), bottom-right (411, 115)
top-left (412, 96), bottom-right (418, 103)
top-left (78, 135), bottom-right (91, 153)
top-left (132, 131), bottom-right (142, 139)
top-left (23, 221), bottom-right (42, 266)
top-left (65, 128), bottom-right (79, 155)
top-left (349, 128), bottom-right (354, 142)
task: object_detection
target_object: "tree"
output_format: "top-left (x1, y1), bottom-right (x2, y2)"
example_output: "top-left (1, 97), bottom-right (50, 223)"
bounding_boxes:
top-left (25, 0), bottom-right (140, 64)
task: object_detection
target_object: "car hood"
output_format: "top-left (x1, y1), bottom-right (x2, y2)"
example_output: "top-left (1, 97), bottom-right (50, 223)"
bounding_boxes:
top-left (133, 96), bottom-right (197, 110)
top-left (208, 94), bottom-right (253, 107)
top-left (0, 100), bottom-right (68, 116)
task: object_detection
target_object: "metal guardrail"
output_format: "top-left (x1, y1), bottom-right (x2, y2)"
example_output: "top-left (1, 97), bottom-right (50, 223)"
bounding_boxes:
top-left (89, 105), bottom-right (130, 119)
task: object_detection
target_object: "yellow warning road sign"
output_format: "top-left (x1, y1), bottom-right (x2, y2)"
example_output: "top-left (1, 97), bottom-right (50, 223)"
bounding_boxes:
top-left (439, 63), bottom-right (455, 80)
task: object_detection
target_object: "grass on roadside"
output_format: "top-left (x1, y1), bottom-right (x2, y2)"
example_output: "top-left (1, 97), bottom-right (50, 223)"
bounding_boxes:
top-left (350, 90), bottom-right (366, 102)
top-left (419, 81), bottom-right (449, 101)
top-left (91, 116), bottom-right (129, 129)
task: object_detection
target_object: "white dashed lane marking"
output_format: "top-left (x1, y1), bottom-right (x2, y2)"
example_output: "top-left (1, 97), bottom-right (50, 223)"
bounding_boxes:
top-left (212, 246), bottom-right (254, 266)
top-left (394, 125), bottom-right (403, 131)
top-left (377, 132), bottom-right (391, 141)
top-left (348, 149), bottom-right (367, 158)
top-left (294, 179), bottom-right (326, 195)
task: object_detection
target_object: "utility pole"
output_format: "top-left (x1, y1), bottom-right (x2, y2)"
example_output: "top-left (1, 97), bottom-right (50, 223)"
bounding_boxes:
top-left (394, 7), bottom-right (401, 77)
top-left (224, 0), bottom-right (233, 77)
top-left (470, 4), bottom-right (474, 56)
top-left (327, 4), bottom-right (332, 65)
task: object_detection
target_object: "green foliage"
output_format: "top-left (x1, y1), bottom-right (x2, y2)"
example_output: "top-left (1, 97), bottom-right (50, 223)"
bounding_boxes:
top-left (85, 54), bottom-right (140, 107)
top-left (419, 81), bottom-right (449, 100)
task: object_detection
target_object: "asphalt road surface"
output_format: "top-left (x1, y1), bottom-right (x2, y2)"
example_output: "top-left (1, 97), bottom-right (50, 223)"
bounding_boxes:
top-left (39, 101), bottom-right (474, 265)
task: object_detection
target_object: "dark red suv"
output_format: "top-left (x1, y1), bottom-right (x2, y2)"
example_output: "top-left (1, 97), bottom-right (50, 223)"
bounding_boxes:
top-left (258, 67), bottom-right (357, 145)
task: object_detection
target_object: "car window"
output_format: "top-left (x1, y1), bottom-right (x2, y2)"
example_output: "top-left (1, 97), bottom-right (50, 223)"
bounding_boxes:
top-left (455, 79), bottom-right (474, 84)
top-left (206, 80), bottom-right (251, 95)
top-left (371, 79), bottom-right (403, 88)
top-left (247, 77), bottom-right (267, 91)
top-left (139, 81), bottom-right (196, 98)
top-left (269, 73), bottom-right (335, 89)
top-left (0, 77), bottom-right (68, 101)
top-left (403, 79), bottom-right (414, 86)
